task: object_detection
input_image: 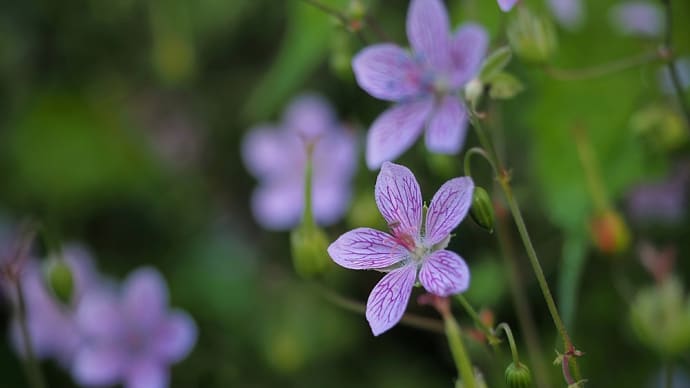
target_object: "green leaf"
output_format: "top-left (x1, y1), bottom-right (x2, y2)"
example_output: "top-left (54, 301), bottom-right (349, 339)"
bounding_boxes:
top-left (488, 72), bottom-right (524, 99)
top-left (479, 46), bottom-right (512, 83)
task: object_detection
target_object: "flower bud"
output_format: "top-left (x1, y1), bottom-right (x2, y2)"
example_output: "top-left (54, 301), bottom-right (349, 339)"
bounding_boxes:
top-left (507, 7), bottom-right (557, 63)
top-left (43, 259), bottom-right (74, 305)
top-left (589, 210), bottom-right (631, 255)
top-left (505, 362), bottom-right (532, 388)
top-left (290, 225), bottom-right (331, 279)
top-left (464, 78), bottom-right (484, 109)
top-left (470, 187), bottom-right (495, 233)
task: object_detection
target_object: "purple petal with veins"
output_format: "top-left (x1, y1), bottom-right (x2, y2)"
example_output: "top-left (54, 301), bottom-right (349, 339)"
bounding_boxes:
top-left (366, 264), bottom-right (417, 336)
top-left (328, 227), bottom-right (409, 270)
top-left (425, 96), bottom-right (468, 154)
top-left (419, 250), bottom-right (470, 296)
top-left (352, 44), bottom-right (426, 102)
top-left (425, 177), bottom-right (474, 245)
top-left (375, 162), bottom-right (423, 243)
top-left (407, 0), bottom-right (451, 69)
top-left (450, 23), bottom-right (489, 87)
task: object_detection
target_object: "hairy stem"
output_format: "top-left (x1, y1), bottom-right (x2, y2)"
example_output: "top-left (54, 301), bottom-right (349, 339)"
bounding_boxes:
top-left (14, 281), bottom-right (47, 388)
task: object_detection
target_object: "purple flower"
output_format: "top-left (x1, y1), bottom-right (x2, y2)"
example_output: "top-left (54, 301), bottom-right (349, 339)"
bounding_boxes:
top-left (9, 245), bottom-right (99, 366)
top-left (627, 163), bottom-right (690, 224)
top-left (548, 0), bottom-right (585, 30)
top-left (352, 0), bottom-right (488, 169)
top-left (72, 267), bottom-right (197, 388)
top-left (327, 162), bottom-right (473, 335)
top-left (610, 1), bottom-right (664, 38)
top-left (242, 94), bottom-right (357, 230)
top-left (498, 0), bottom-right (520, 12)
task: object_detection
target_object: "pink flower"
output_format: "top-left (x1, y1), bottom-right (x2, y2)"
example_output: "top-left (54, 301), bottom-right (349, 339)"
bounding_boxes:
top-left (352, 0), bottom-right (488, 169)
top-left (327, 162), bottom-right (473, 335)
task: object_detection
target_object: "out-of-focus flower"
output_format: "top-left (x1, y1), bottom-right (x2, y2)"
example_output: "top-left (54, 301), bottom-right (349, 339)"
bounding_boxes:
top-left (498, 0), bottom-right (519, 12)
top-left (609, 1), bottom-right (664, 38)
top-left (659, 57), bottom-right (690, 94)
top-left (328, 162), bottom-right (473, 335)
top-left (9, 245), bottom-right (100, 366)
top-left (242, 94), bottom-right (357, 230)
top-left (626, 163), bottom-right (690, 224)
top-left (352, 0), bottom-right (488, 169)
top-left (72, 267), bottom-right (197, 388)
top-left (548, 0), bottom-right (585, 30)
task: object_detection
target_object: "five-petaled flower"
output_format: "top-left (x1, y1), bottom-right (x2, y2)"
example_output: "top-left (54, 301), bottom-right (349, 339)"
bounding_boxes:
top-left (72, 267), bottom-right (197, 388)
top-left (327, 162), bottom-right (474, 335)
top-left (242, 94), bottom-right (357, 230)
top-left (352, 0), bottom-right (488, 169)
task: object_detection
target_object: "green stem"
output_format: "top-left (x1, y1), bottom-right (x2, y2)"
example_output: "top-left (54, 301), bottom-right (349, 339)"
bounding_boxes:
top-left (495, 323), bottom-right (520, 364)
top-left (660, 0), bottom-right (690, 129)
top-left (443, 311), bottom-right (476, 388)
top-left (14, 281), bottom-right (47, 388)
top-left (543, 51), bottom-right (659, 81)
top-left (302, 143), bottom-right (315, 230)
top-left (454, 294), bottom-right (499, 347)
top-left (468, 113), bottom-right (582, 381)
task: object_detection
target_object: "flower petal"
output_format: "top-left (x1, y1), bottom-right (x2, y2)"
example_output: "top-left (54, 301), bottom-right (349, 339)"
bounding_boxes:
top-left (375, 162), bottom-right (423, 240)
top-left (72, 347), bottom-right (125, 386)
top-left (283, 93), bottom-right (336, 140)
top-left (328, 227), bottom-right (409, 270)
top-left (251, 179), bottom-right (304, 230)
top-left (609, 2), bottom-right (664, 38)
top-left (312, 182), bottom-right (352, 226)
top-left (123, 267), bottom-right (168, 331)
top-left (154, 310), bottom-right (197, 363)
top-left (366, 265), bottom-right (417, 336)
top-left (366, 99), bottom-right (433, 169)
top-left (241, 127), bottom-right (304, 179)
top-left (125, 360), bottom-right (169, 388)
top-left (425, 176), bottom-right (474, 245)
top-left (406, 0), bottom-right (451, 69)
top-left (425, 96), bottom-right (468, 154)
top-left (352, 44), bottom-right (425, 102)
top-left (497, 0), bottom-right (519, 12)
top-left (76, 289), bottom-right (123, 338)
top-left (548, 0), bottom-right (585, 30)
top-left (450, 23), bottom-right (489, 87)
top-left (419, 250), bottom-right (470, 296)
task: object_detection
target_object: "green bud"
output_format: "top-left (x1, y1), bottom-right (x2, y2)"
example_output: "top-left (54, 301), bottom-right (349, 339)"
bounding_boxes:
top-left (505, 362), bottom-right (532, 388)
top-left (479, 46), bottom-right (512, 83)
top-left (507, 7), bottom-right (557, 63)
top-left (630, 103), bottom-right (689, 151)
top-left (290, 225), bottom-right (331, 279)
top-left (489, 72), bottom-right (525, 100)
top-left (470, 187), bottom-right (495, 233)
top-left (44, 259), bottom-right (74, 305)
top-left (464, 78), bottom-right (484, 109)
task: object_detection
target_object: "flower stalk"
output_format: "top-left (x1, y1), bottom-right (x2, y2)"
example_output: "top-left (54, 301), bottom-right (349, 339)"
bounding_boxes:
top-left (433, 297), bottom-right (476, 388)
top-left (14, 280), bottom-right (47, 388)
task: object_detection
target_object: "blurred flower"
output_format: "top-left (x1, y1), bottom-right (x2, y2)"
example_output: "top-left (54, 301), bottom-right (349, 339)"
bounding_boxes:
top-left (498, 0), bottom-right (519, 12)
top-left (9, 245), bottom-right (101, 366)
top-left (72, 267), bottom-right (197, 388)
top-left (626, 162), bottom-right (690, 224)
top-left (242, 94), bottom-right (357, 230)
top-left (548, 0), bottom-right (585, 30)
top-left (328, 162), bottom-right (473, 335)
top-left (637, 241), bottom-right (675, 284)
top-left (658, 56), bottom-right (690, 94)
top-left (352, 0), bottom-right (488, 169)
top-left (609, 1), bottom-right (664, 38)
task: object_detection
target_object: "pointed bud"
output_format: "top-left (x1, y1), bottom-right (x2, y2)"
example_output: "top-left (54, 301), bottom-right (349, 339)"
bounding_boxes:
top-left (290, 225), bottom-right (330, 279)
top-left (44, 259), bottom-right (74, 305)
top-left (505, 362), bottom-right (532, 388)
top-left (589, 210), bottom-right (631, 255)
top-left (507, 7), bottom-right (557, 63)
top-left (470, 187), bottom-right (495, 233)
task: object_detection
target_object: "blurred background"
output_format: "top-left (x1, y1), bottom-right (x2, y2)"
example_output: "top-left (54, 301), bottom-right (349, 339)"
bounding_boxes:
top-left (0, 0), bottom-right (689, 387)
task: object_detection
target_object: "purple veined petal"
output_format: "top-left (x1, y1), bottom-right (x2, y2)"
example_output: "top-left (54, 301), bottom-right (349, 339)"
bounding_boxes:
top-left (425, 176), bottom-right (474, 245)
top-left (609, 2), bottom-right (664, 38)
top-left (76, 289), bottom-right (123, 338)
top-left (283, 93), bottom-right (336, 140)
top-left (498, 0), bottom-right (519, 12)
top-left (327, 227), bottom-right (410, 270)
top-left (365, 264), bottom-right (417, 336)
top-left (312, 181), bottom-right (352, 226)
top-left (406, 0), bottom-right (452, 69)
top-left (153, 310), bottom-right (197, 363)
top-left (250, 178), bottom-right (304, 230)
top-left (352, 44), bottom-right (425, 102)
top-left (241, 126), bottom-right (305, 179)
top-left (123, 267), bottom-right (169, 332)
top-left (72, 347), bottom-right (125, 386)
top-left (125, 360), bottom-right (169, 388)
top-left (366, 99), bottom-right (433, 169)
top-left (548, 0), bottom-right (585, 30)
top-left (425, 96), bottom-right (468, 154)
top-left (375, 162), bottom-right (424, 241)
top-left (450, 23), bottom-right (489, 87)
top-left (419, 250), bottom-right (470, 296)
